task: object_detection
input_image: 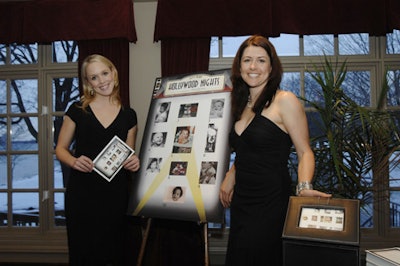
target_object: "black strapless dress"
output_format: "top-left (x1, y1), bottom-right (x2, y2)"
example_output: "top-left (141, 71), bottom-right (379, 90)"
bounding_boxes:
top-left (226, 113), bottom-right (293, 266)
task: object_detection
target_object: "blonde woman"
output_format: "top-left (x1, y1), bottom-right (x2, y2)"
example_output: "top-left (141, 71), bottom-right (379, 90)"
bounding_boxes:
top-left (56, 54), bottom-right (140, 265)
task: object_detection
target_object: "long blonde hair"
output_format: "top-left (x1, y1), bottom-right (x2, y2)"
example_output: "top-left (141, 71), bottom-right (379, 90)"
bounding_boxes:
top-left (80, 54), bottom-right (121, 110)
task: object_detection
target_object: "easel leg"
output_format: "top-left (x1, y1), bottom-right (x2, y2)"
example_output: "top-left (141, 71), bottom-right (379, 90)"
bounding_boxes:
top-left (203, 222), bottom-right (209, 266)
top-left (136, 218), bottom-right (152, 266)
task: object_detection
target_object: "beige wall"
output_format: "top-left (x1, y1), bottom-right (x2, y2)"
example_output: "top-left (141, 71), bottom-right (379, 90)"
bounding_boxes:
top-left (130, 1), bottom-right (161, 153)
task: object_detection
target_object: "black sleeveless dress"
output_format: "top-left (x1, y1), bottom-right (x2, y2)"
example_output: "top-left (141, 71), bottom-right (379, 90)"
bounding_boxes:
top-left (65, 102), bottom-right (140, 265)
top-left (226, 112), bottom-right (293, 266)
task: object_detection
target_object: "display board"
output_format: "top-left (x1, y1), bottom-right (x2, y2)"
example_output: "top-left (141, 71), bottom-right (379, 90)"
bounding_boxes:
top-left (128, 69), bottom-right (232, 223)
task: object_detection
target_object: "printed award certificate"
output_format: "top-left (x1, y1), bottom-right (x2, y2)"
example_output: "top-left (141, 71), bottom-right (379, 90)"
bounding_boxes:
top-left (93, 135), bottom-right (135, 182)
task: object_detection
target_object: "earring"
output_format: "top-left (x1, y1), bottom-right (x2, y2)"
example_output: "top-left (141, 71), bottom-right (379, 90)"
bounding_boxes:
top-left (89, 89), bottom-right (94, 96)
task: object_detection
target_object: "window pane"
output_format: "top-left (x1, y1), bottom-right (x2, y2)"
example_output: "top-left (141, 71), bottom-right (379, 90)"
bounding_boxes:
top-left (360, 191), bottom-right (374, 228)
top-left (390, 191), bottom-right (400, 227)
top-left (386, 30), bottom-right (400, 54)
top-left (12, 192), bottom-right (39, 227)
top-left (282, 72), bottom-right (301, 96)
top-left (210, 37), bottom-right (219, 58)
top-left (54, 157), bottom-right (67, 189)
top-left (338, 34), bottom-right (369, 55)
top-left (0, 155), bottom-right (6, 187)
top-left (0, 44), bottom-right (5, 65)
top-left (387, 70), bottom-right (400, 107)
top-left (52, 77), bottom-right (80, 112)
top-left (52, 41), bottom-right (78, 63)
top-left (10, 44), bottom-right (38, 64)
top-left (0, 117), bottom-right (5, 151)
top-left (390, 151), bottom-right (400, 187)
top-left (54, 192), bottom-right (65, 226)
top-left (222, 36), bottom-right (249, 57)
top-left (11, 79), bottom-right (38, 113)
top-left (11, 117), bottom-right (38, 151)
top-left (304, 72), bottom-right (324, 106)
top-left (304, 35), bottom-right (334, 56)
top-left (0, 192), bottom-right (7, 226)
top-left (304, 71), bottom-right (370, 107)
top-left (12, 154), bottom-right (38, 189)
top-left (342, 71), bottom-right (371, 106)
top-left (0, 80), bottom-right (7, 114)
top-left (270, 34), bottom-right (300, 56)
top-left (306, 112), bottom-right (326, 141)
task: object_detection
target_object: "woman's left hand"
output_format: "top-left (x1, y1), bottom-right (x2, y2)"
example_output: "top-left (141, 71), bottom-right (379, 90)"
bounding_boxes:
top-left (123, 155), bottom-right (140, 172)
top-left (298, 189), bottom-right (331, 198)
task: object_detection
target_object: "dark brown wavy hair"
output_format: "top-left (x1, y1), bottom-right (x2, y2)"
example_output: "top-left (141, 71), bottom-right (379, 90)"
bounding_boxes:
top-left (230, 35), bottom-right (283, 121)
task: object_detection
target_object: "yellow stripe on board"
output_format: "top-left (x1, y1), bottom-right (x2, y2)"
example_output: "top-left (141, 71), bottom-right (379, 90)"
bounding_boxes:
top-left (133, 150), bottom-right (206, 222)
top-left (132, 156), bottom-right (173, 215)
top-left (185, 151), bottom-right (206, 222)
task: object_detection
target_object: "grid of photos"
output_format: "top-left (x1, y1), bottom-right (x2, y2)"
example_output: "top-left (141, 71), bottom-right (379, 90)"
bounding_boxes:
top-left (93, 136), bottom-right (134, 182)
top-left (143, 95), bottom-right (228, 205)
top-left (298, 207), bottom-right (345, 231)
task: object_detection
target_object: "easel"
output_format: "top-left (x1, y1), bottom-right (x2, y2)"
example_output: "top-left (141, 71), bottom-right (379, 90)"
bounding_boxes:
top-left (136, 218), bottom-right (210, 266)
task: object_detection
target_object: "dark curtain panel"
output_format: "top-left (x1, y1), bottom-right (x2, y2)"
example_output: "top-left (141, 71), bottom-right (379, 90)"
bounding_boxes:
top-left (0, 2), bottom-right (25, 44)
top-left (141, 37), bottom-right (211, 266)
top-left (161, 38), bottom-right (211, 76)
top-left (272, 0), bottom-right (387, 36)
top-left (0, 0), bottom-right (136, 44)
top-left (154, 0), bottom-right (400, 40)
top-left (154, 0), bottom-right (273, 40)
top-left (388, 0), bottom-right (400, 31)
top-left (78, 39), bottom-right (131, 106)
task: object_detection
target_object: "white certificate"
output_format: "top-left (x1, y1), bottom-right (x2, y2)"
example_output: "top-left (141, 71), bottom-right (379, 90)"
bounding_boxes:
top-left (93, 135), bottom-right (135, 182)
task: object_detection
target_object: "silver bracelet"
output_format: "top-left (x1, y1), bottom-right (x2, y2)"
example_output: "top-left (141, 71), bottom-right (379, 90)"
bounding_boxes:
top-left (296, 181), bottom-right (313, 196)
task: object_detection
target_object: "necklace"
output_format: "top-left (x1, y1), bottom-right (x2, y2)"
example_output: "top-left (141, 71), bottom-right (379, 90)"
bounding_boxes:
top-left (247, 95), bottom-right (253, 108)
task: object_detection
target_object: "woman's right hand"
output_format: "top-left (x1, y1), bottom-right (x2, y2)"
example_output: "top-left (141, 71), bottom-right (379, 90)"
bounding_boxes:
top-left (219, 168), bottom-right (236, 208)
top-left (72, 155), bottom-right (93, 173)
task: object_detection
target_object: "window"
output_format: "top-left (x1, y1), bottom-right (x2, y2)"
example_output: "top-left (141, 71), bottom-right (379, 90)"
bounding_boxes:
top-left (0, 42), bottom-right (78, 237)
top-left (209, 31), bottom-right (400, 242)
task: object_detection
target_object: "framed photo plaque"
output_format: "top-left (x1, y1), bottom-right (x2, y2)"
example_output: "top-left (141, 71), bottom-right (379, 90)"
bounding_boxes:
top-left (282, 196), bottom-right (360, 245)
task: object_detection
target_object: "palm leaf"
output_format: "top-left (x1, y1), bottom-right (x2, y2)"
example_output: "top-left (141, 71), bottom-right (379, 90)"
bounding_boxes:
top-left (295, 56), bottom-right (400, 206)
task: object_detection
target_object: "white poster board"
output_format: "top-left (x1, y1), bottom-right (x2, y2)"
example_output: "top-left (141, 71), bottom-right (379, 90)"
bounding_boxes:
top-left (128, 69), bottom-right (232, 223)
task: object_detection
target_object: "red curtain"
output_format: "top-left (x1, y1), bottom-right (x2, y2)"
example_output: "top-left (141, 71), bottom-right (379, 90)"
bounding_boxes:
top-left (271, 0), bottom-right (387, 36)
top-left (161, 38), bottom-right (211, 76)
top-left (388, 0), bottom-right (400, 31)
top-left (0, 0), bottom-right (136, 44)
top-left (154, 0), bottom-right (400, 40)
top-left (78, 39), bottom-right (131, 107)
top-left (154, 0), bottom-right (274, 40)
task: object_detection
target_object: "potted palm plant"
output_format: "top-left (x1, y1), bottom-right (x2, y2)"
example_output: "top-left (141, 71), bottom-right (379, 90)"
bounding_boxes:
top-left (291, 56), bottom-right (400, 214)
